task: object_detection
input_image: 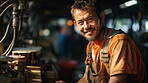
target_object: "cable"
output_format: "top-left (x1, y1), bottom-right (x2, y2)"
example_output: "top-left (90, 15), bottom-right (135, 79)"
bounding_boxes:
top-left (2, 28), bottom-right (16, 56)
top-left (0, 0), bottom-right (10, 8)
top-left (0, 18), bottom-right (12, 43)
top-left (5, 28), bottom-right (16, 56)
top-left (1, 4), bottom-right (18, 56)
top-left (0, 4), bottom-right (13, 17)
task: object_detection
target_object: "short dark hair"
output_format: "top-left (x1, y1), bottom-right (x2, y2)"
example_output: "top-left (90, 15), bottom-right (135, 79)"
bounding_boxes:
top-left (71, 0), bottom-right (102, 20)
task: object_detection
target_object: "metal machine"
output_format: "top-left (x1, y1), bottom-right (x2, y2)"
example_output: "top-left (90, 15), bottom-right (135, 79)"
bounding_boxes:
top-left (0, 0), bottom-right (58, 83)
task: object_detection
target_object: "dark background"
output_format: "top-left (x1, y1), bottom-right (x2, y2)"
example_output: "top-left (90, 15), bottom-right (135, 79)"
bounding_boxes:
top-left (1, 0), bottom-right (148, 82)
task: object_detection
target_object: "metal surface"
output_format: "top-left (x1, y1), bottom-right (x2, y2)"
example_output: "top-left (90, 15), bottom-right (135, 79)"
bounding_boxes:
top-left (12, 47), bottom-right (41, 65)
top-left (0, 56), bottom-right (14, 61)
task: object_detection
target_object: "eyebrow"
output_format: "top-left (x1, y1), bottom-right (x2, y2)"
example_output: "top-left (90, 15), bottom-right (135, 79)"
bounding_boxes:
top-left (77, 15), bottom-right (94, 22)
top-left (76, 20), bottom-right (83, 24)
top-left (76, 13), bottom-right (95, 23)
top-left (87, 15), bottom-right (94, 19)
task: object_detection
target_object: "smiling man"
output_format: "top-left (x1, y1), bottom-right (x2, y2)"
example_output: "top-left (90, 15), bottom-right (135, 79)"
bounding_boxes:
top-left (71, 0), bottom-right (144, 83)
top-left (72, 5), bottom-right (102, 42)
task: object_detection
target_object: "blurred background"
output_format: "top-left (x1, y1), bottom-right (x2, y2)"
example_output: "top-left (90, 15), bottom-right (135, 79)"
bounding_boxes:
top-left (0, 0), bottom-right (148, 83)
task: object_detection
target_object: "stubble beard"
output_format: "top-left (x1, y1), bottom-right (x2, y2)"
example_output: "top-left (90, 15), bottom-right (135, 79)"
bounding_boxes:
top-left (81, 33), bottom-right (97, 41)
top-left (86, 35), bottom-right (96, 41)
top-left (83, 26), bottom-right (102, 41)
top-left (82, 20), bottom-right (103, 41)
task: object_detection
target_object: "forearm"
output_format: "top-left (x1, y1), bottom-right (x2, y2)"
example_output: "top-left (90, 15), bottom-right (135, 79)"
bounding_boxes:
top-left (78, 65), bottom-right (89, 83)
top-left (77, 74), bottom-right (87, 83)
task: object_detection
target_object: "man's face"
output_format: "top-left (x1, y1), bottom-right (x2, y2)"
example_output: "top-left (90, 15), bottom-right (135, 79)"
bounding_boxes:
top-left (73, 6), bottom-right (101, 41)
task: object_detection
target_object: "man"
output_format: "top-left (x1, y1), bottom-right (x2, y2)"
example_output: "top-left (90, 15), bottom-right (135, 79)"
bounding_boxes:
top-left (71, 0), bottom-right (144, 83)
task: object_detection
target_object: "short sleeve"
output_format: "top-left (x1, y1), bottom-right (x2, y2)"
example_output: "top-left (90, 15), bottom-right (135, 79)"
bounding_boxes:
top-left (109, 36), bottom-right (138, 76)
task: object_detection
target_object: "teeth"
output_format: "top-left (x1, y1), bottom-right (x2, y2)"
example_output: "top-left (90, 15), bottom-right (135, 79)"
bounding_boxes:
top-left (86, 31), bottom-right (93, 34)
top-left (84, 29), bottom-right (94, 34)
top-left (88, 30), bottom-right (93, 33)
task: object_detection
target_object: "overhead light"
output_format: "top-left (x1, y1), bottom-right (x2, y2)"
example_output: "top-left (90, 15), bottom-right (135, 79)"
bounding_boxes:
top-left (119, 4), bottom-right (126, 8)
top-left (67, 20), bottom-right (73, 27)
top-left (119, 0), bottom-right (138, 8)
top-left (104, 8), bottom-right (112, 15)
top-left (58, 18), bottom-right (66, 26)
top-left (125, 0), bottom-right (138, 7)
top-left (39, 29), bottom-right (50, 36)
top-left (43, 29), bottom-right (50, 36)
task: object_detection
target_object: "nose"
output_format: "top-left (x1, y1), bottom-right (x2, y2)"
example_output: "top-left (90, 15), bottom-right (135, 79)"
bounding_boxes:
top-left (83, 21), bottom-right (90, 30)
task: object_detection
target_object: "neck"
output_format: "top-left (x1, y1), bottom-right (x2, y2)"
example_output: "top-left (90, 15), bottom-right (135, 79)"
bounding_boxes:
top-left (93, 26), bottom-right (106, 44)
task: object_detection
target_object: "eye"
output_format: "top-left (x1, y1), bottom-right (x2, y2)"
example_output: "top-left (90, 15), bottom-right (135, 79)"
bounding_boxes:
top-left (88, 17), bottom-right (93, 22)
top-left (78, 21), bottom-right (83, 25)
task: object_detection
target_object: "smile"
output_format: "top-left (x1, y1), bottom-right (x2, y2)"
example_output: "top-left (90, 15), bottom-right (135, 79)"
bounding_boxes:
top-left (84, 28), bottom-right (95, 34)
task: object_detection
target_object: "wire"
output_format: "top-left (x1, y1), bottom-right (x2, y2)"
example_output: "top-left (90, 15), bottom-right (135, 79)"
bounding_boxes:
top-left (0, 0), bottom-right (10, 8)
top-left (5, 28), bottom-right (15, 56)
top-left (2, 27), bottom-right (16, 56)
top-left (0, 18), bottom-right (12, 43)
top-left (0, 2), bottom-right (19, 56)
top-left (0, 4), bottom-right (13, 17)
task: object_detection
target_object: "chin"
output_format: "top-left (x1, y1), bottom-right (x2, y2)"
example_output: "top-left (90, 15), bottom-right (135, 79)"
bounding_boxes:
top-left (81, 34), bottom-right (96, 41)
top-left (86, 36), bottom-right (96, 41)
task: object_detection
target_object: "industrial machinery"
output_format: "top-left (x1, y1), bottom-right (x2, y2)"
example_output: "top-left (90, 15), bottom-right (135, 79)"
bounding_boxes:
top-left (0, 0), bottom-right (58, 83)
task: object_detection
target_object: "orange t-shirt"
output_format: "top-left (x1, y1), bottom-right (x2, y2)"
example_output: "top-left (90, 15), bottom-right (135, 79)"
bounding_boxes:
top-left (86, 29), bottom-right (144, 83)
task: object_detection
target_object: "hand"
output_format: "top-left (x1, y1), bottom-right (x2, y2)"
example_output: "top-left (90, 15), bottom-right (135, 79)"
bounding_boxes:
top-left (108, 74), bottom-right (128, 83)
top-left (55, 80), bottom-right (66, 83)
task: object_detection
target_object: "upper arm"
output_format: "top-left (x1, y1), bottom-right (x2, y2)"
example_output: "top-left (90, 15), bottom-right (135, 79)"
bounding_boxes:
top-left (109, 36), bottom-right (138, 76)
top-left (108, 34), bottom-right (144, 83)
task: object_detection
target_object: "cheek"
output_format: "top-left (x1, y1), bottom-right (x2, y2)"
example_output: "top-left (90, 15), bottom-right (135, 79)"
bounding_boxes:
top-left (77, 26), bottom-right (83, 32)
top-left (91, 20), bottom-right (100, 28)
top-left (76, 27), bottom-right (83, 34)
top-left (95, 20), bottom-right (100, 29)
top-left (94, 25), bottom-right (100, 33)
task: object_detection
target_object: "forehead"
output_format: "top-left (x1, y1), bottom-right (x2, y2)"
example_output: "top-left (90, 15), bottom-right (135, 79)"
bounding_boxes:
top-left (73, 6), bottom-right (96, 19)
top-left (74, 6), bottom-right (94, 14)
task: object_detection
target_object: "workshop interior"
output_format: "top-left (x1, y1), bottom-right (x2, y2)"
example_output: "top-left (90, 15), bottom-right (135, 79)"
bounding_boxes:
top-left (0, 0), bottom-right (148, 83)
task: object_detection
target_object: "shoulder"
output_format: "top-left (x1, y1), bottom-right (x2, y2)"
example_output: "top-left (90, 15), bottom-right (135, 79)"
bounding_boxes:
top-left (109, 32), bottom-right (136, 54)
top-left (110, 32), bottom-right (133, 45)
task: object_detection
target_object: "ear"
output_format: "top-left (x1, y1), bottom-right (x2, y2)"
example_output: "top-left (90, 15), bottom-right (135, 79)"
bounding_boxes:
top-left (74, 21), bottom-right (77, 27)
top-left (99, 11), bottom-right (105, 24)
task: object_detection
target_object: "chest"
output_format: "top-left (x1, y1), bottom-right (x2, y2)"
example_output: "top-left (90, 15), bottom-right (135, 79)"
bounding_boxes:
top-left (91, 44), bottom-right (102, 61)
